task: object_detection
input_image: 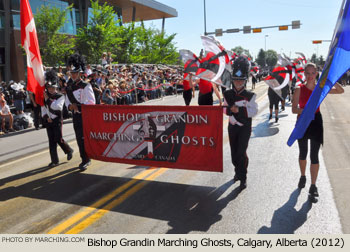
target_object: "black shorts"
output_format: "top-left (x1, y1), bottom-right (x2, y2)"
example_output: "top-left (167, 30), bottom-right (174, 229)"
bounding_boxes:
top-left (198, 91), bottom-right (213, 105)
top-left (183, 89), bottom-right (192, 105)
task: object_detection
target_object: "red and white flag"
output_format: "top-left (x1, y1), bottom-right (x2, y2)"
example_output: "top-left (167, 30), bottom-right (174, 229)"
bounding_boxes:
top-left (21, 0), bottom-right (45, 106)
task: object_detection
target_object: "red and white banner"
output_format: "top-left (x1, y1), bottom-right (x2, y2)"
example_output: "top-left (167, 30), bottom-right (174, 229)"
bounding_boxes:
top-left (21, 0), bottom-right (45, 106)
top-left (82, 105), bottom-right (223, 172)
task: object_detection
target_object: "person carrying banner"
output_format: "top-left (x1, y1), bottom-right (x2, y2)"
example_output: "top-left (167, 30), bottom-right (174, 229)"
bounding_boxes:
top-left (292, 63), bottom-right (344, 202)
top-left (42, 70), bottom-right (73, 168)
top-left (223, 56), bottom-right (258, 189)
top-left (65, 54), bottom-right (96, 171)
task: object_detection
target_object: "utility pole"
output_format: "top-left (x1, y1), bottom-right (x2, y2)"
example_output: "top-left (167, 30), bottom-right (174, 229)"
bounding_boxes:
top-left (204, 0), bottom-right (207, 35)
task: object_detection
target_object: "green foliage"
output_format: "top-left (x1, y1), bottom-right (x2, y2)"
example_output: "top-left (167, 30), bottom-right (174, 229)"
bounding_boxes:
top-left (34, 4), bottom-right (74, 66)
top-left (265, 49), bottom-right (278, 67)
top-left (256, 49), bottom-right (266, 66)
top-left (75, 0), bottom-right (119, 64)
top-left (319, 55), bottom-right (325, 65)
top-left (129, 25), bottom-right (179, 64)
top-left (36, 0), bottom-right (179, 65)
top-left (311, 53), bottom-right (317, 64)
top-left (309, 53), bottom-right (326, 66)
top-left (231, 46), bottom-right (252, 59)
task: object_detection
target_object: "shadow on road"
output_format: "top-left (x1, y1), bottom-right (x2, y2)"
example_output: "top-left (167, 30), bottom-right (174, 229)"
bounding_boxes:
top-left (257, 189), bottom-right (312, 234)
top-left (0, 167), bottom-right (243, 233)
top-left (252, 119), bottom-right (279, 138)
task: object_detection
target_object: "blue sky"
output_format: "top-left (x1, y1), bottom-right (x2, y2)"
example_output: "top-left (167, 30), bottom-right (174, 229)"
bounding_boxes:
top-left (144, 0), bottom-right (343, 60)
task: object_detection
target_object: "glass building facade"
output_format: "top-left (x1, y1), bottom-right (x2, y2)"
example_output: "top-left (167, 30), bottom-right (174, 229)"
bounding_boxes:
top-left (0, 0), bottom-right (175, 82)
top-left (8, 0), bottom-right (122, 35)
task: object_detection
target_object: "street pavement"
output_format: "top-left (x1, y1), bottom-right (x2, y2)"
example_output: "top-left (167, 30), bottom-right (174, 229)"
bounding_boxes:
top-left (0, 82), bottom-right (348, 234)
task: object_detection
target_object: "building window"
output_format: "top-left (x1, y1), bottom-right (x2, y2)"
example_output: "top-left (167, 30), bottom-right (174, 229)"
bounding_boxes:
top-left (0, 0), bottom-right (4, 11)
top-left (0, 12), bottom-right (4, 29)
top-left (11, 11), bottom-right (20, 29)
top-left (10, 0), bottom-right (20, 11)
top-left (0, 48), bottom-right (4, 82)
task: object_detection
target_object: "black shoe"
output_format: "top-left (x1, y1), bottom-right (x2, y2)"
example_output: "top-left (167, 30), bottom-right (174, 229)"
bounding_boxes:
top-left (275, 117), bottom-right (279, 123)
top-left (282, 106), bottom-right (285, 111)
top-left (79, 160), bottom-right (91, 171)
top-left (239, 180), bottom-right (247, 190)
top-left (48, 162), bottom-right (58, 168)
top-left (233, 175), bottom-right (240, 182)
top-left (298, 176), bottom-right (306, 189)
top-left (67, 149), bottom-right (74, 161)
top-left (269, 114), bottom-right (272, 120)
top-left (309, 184), bottom-right (319, 197)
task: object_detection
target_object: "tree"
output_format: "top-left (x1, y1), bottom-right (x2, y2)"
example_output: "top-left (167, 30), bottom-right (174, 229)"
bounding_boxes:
top-left (35, 4), bottom-right (74, 66)
top-left (318, 55), bottom-right (325, 66)
top-left (130, 25), bottom-right (179, 64)
top-left (75, 0), bottom-right (120, 64)
top-left (265, 49), bottom-right (278, 68)
top-left (231, 46), bottom-right (252, 59)
top-left (310, 53), bottom-right (317, 64)
top-left (256, 49), bottom-right (266, 66)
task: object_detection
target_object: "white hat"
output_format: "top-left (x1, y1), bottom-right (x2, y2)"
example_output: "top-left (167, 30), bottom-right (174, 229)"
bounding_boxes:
top-left (11, 83), bottom-right (24, 91)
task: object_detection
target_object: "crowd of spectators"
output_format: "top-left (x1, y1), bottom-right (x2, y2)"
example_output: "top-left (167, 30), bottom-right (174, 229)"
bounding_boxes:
top-left (0, 60), bottom-right (184, 135)
top-left (63, 63), bottom-right (184, 105)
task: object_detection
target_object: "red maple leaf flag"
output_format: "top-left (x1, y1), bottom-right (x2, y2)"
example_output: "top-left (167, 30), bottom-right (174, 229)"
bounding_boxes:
top-left (20, 0), bottom-right (45, 106)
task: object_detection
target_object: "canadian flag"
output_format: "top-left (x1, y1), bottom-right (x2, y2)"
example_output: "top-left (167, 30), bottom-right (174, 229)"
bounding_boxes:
top-left (20, 0), bottom-right (45, 106)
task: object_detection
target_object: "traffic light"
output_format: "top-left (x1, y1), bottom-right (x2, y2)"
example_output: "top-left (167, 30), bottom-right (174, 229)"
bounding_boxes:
top-left (252, 28), bottom-right (262, 33)
top-left (312, 40), bottom-right (322, 44)
top-left (279, 26), bottom-right (288, 31)
top-left (226, 28), bottom-right (240, 33)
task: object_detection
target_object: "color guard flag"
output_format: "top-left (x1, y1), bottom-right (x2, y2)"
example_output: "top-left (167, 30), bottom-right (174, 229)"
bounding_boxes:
top-left (21, 0), bottom-right (45, 106)
top-left (179, 49), bottom-right (200, 75)
top-left (287, 0), bottom-right (350, 146)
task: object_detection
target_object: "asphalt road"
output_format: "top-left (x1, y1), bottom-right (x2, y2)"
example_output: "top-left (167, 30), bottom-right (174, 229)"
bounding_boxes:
top-left (0, 82), bottom-right (348, 234)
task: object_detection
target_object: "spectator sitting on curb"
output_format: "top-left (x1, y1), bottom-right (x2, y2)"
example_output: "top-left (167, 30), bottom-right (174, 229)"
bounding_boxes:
top-left (0, 98), bottom-right (15, 134)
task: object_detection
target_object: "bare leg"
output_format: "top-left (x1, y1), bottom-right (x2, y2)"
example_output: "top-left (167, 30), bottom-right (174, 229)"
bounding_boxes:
top-left (1, 118), bottom-right (5, 130)
top-left (310, 163), bottom-right (319, 185)
top-left (299, 159), bottom-right (306, 176)
top-left (8, 114), bottom-right (13, 129)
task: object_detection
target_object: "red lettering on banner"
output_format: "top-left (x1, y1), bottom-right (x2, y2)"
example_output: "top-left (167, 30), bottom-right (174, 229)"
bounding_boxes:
top-left (82, 105), bottom-right (223, 172)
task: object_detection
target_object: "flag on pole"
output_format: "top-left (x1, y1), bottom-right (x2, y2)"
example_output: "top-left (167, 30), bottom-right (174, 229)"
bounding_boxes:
top-left (287, 0), bottom-right (349, 146)
top-left (20, 0), bottom-right (45, 106)
top-left (179, 49), bottom-right (200, 74)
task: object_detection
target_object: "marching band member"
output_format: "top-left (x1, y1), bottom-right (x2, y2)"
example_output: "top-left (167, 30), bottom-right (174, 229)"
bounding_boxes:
top-left (42, 70), bottom-right (73, 168)
top-left (65, 54), bottom-right (95, 171)
top-left (223, 56), bottom-right (258, 190)
top-left (182, 73), bottom-right (195, 106)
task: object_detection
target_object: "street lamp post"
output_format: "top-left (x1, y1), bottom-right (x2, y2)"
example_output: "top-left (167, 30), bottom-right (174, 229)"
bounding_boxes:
top-left (264, 35), bottom-right (268, 51)
top-left (264, 35), bottom-right (268, 67)
top-left (204, 0), bottom-right (207, 35)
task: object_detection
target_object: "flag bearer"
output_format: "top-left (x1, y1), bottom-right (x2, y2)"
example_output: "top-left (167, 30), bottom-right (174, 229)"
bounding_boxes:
top-left (292, 63), bottom-right (344, 202)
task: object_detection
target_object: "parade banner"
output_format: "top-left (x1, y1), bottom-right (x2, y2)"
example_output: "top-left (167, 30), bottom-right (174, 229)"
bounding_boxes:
top-left (82, 105), bottom-right (223, 172)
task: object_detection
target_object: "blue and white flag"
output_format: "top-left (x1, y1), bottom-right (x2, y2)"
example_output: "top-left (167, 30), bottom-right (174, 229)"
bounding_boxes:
top-left (287, 0), bottom-right (350, 146)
